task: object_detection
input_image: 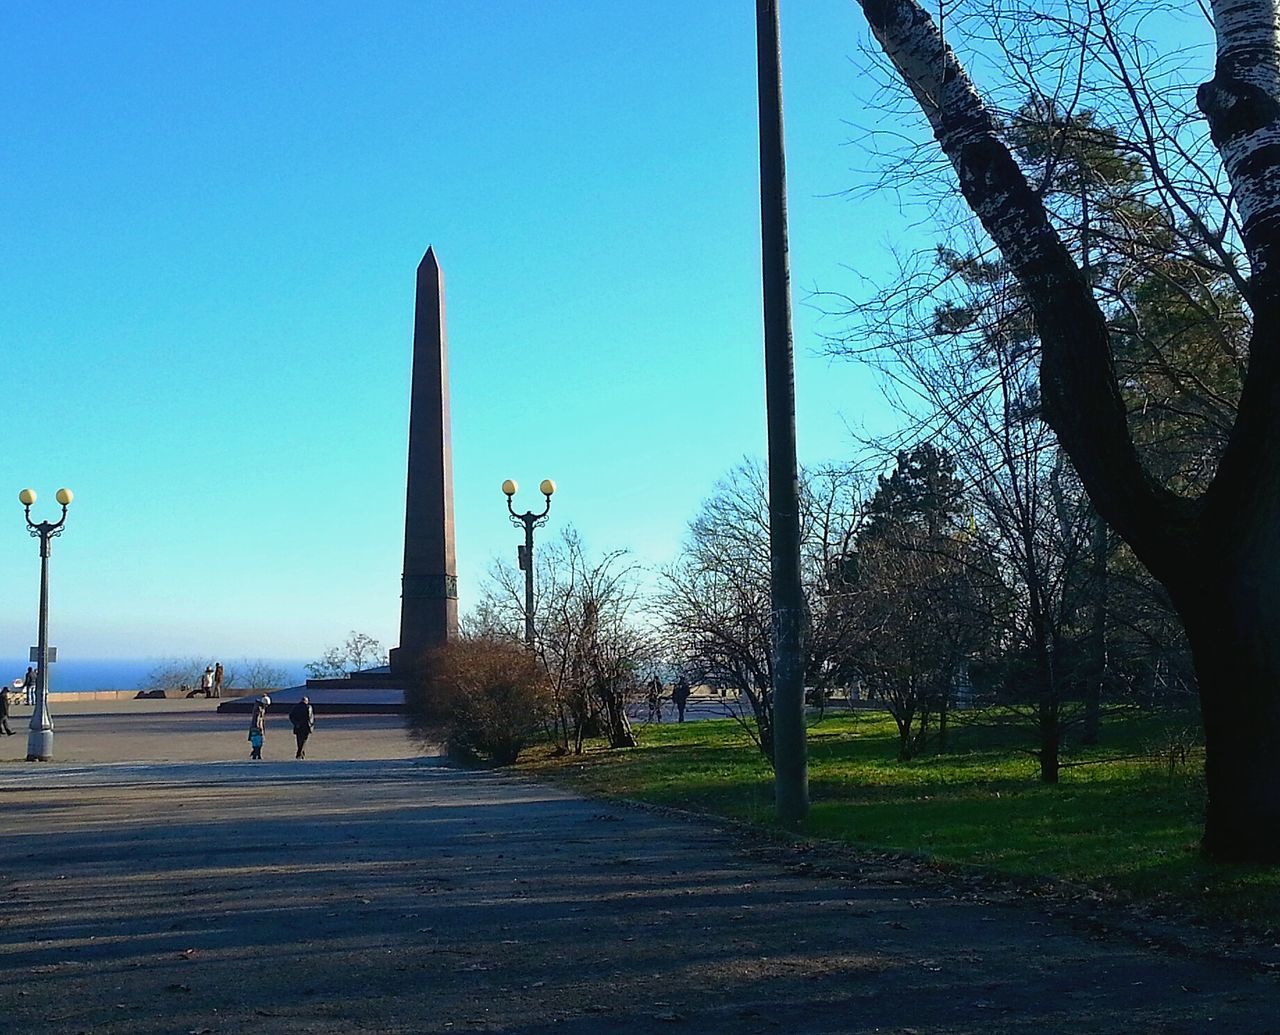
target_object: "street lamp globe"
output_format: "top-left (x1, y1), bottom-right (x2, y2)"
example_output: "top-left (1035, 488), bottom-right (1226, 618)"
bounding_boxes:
top-left (18, 488), bottom-right (36, 506)
top-left (539, 479), bottom-right (556, 497)
top-left (55, 488), bottom-right (74, 506)
top-left (501, 479), bottom-right (517, 496)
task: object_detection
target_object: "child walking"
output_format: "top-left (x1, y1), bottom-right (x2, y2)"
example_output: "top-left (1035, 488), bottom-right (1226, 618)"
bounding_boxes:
top-left (248, 695), bottom-right (269, 759)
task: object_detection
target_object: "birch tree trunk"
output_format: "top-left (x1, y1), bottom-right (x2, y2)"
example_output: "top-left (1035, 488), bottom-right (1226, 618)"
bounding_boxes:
top-left (856, 0), bottom-right (1280, 861)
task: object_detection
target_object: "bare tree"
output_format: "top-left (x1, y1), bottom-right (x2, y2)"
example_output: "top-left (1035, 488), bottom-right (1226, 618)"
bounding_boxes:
top-left (480, 528), bottom-right (650, 752)
top-left (657, 460), bottom-right (865, 761)
top-left (853, 0), bottom-right (1280, 861)
top-left (833, 72), bottom-right (1246, 764)
top-left (228, 660), bottom-right (290, 690)
top-left (839, 247), bottom-right (1118, 778)
top-left (846, 444), bottom-right (1010, 760)
top-left (305, 632), bottom-right (387, 679)
top-left (141, 658), bottom-right (208, 696)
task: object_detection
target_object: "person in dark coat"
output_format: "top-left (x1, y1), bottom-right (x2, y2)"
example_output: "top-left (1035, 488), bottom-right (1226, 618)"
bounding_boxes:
top-left (289, 696), bottom-right (314, 759)
top-left (22, 667), bottom-right (35, 706)
top-left (0, 687), bottom-right (14, 735)
top-left (672, 676), bottom-right (691, 723)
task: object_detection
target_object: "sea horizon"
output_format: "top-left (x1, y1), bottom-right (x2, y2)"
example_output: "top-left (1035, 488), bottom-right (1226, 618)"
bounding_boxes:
top-left (0, 657), bottom-right (312, 692)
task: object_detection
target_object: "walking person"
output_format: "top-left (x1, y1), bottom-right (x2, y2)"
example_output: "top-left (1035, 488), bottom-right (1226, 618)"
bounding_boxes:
top-left (248, 695), bottom-right (269, 760)
top-left (672, 675), bottom-right (691, 723)
top-left (22, 667), bottom-right (35, 706)
top-left (0, 687), bottom-right (14, 736)
top-left (289, 696), bottom-right (314, 759)
top-left (646, 675), bottom-right (663, 722)
top-left (212, 662), bottom-right (224, 699)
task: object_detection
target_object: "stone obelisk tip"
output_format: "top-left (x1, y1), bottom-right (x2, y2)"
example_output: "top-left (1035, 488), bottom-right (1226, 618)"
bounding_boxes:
top-left (420, 246), bottom-right (440, 271)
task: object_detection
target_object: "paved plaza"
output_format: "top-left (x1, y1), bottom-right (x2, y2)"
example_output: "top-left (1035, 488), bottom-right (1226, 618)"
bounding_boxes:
top-left (0, 702), bottom-right (1275, 1033)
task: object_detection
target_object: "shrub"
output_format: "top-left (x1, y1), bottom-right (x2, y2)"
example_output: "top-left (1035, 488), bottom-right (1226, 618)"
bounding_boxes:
top-left (1146, 721), bottom-right (1202, 778)
top-left (407, 637), bottom-right (551, 766)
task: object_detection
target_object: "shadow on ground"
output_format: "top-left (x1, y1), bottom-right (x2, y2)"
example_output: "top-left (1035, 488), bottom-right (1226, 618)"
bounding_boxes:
top-left (0, 759), bottom-right (1274, 1034)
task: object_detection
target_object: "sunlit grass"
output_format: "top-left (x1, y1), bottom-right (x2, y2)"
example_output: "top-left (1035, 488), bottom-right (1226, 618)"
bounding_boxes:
top-left (520, 710), bottom-right (1280, 928)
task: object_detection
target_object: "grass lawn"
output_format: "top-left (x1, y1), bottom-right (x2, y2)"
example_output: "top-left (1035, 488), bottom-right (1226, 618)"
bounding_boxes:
top-left (519, 709), bottom-right (1280, 931)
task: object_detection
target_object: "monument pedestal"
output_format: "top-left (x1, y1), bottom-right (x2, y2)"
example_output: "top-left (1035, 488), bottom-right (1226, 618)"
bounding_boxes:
top-left (217, 665), bottom-right (411, 715)
top-left (216, 685), bottom-right (405, 715)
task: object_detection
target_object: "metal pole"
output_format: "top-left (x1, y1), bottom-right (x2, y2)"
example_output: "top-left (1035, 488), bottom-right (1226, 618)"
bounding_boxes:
top-left (27, 530), bottom-right (53, 761)
top-left (506, 485), bottom-right (553, 650)
top-left (523, 517), bottom-right (536, 648)
top-left (756, 0), bottom-right (808, 824)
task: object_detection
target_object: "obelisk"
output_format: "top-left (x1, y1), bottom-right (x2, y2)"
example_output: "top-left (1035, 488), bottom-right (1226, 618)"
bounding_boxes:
top-left (389, 246), bottom-right (458, 677)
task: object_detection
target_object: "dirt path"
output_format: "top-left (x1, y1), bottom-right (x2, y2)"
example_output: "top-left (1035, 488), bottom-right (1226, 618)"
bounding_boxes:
top-left (0, 707), bottom-right (1274, 1033)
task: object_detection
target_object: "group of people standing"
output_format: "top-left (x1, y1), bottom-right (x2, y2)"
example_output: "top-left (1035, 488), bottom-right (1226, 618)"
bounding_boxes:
top-left (645, 674), bottom-right (693, 722)
top-left (248, 695), bottom-right (314, 760)
top-left (185, 662), bottom-right (224, 698)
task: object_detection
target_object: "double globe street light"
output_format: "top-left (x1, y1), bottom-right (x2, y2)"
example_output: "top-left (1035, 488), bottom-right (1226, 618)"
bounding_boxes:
top-left (502, 478), bottom-right (555, 648)
top-left (19, 487), bottom-right (74, 762)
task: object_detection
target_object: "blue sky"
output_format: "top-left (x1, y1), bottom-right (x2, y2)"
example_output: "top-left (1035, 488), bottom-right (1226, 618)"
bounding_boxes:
top-left (1, 1), bottom-right (941, 663)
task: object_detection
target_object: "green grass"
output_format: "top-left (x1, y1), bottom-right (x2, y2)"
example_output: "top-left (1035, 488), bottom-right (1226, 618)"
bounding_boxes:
top-left (520, 710), bottom-right (1280, 930)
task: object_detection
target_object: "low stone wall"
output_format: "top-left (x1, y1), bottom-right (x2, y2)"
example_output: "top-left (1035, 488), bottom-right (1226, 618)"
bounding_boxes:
top-left (46, 690), bottom-right (146, 702)
top-left (39, 687), bottom-right (284, 702)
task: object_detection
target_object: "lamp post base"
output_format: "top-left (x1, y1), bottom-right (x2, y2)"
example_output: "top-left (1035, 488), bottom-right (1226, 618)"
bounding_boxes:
top-left (26, 728), bottom-right (52, 762)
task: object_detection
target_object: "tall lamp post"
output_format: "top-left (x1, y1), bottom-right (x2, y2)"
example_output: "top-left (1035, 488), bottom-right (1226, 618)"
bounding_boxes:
top-left (756, 0), bottom-right (808, 824)
top-left (18, 487), bottom-right (74, 762)
top-left (502, 478), bottom-right (556, 648)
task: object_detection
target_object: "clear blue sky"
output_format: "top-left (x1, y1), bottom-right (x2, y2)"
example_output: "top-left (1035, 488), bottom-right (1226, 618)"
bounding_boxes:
top-left (2, 1), bottom-right (921, 663)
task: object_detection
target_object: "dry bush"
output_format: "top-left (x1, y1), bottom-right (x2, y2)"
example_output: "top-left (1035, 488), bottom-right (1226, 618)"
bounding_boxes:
top-left (1146, 722), bottom-right (1202, 779)
top-left (407, 637), bottom-right (551, 766)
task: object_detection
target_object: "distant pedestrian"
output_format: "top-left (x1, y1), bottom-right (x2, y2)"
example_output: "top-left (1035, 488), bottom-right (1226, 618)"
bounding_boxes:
top-left (0, 688), bottom-right (14, 736)
top-left (646, 676), bottom-right (663, 722)
top-left (289, 696), bottom-right (314, 759)
top-left (22, 667), bottom-right (34, 706)
top-left (248, 695), bottom-right (269, 759)
top-left (186, 667), bottom-right (214, 699)
top-left (672, 676), bottom-right (691, 723)
top-left (212, 662), bottom-right (224, 699)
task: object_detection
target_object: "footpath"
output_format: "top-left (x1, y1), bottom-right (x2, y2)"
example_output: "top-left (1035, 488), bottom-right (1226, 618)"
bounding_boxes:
top-left (0, 702), bottom-right (1274, 1034)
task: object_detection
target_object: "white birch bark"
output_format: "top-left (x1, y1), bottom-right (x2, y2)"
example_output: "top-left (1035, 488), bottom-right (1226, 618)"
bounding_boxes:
top-left (857, 0), bottom-right (1056, 277)
top-left (1200, 0), bottom-right (1280, 277)
top-left (1211, 0), bottom-right (1280, 94)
